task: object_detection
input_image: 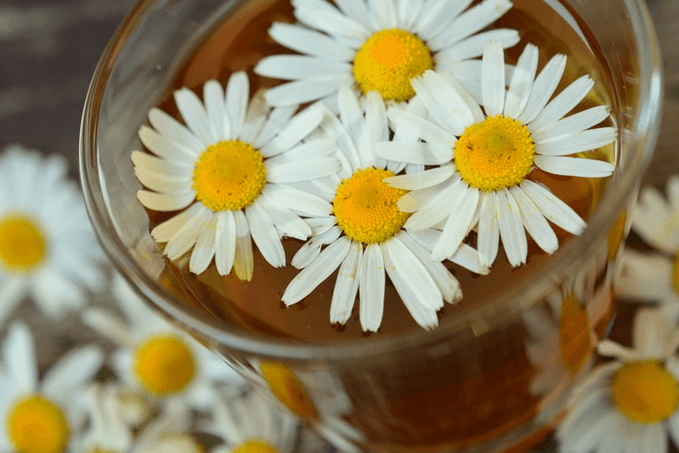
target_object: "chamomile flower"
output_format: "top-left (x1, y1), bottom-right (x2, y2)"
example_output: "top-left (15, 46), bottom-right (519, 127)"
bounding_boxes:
top-left (255, 0), bottom-right (518, 106)
top-left (0, 321), bottom-right (104, 453)
top-left (616, 177), bottom-right (679, 307)
top-left (0, 145), bottom-right (105, 326)
top-left (282, 87), bottom-right (489, 332)
top-left (378, 42), bottom-right (616, 266)
top-left (82, 274), bottom-right (246, 411)
top-left (202, 390), bottom-right (298, 453)
top-left (133, 71), bottom-right (338, 280)
top-left (234, 360), bottom-right (363, 453)
top-left (556, 306), bottom-right (679, 453)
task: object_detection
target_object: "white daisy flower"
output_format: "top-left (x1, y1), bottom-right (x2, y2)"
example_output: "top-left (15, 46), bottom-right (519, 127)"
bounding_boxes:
top-left (0, 321), bottom-right (103, 453)
top-left (255, 0), bottom-right (518, 108)
top-left (281, 87), bottom-right (489, 332)
top-left (133, 71), bottom-right (339, 280)
top-left (234, 360), bottom-right (363, 453)
top-left (82, 274), bottom-right (247, 412)
top-left (378, 41), bottom-right (617, 267)
top-left (556, 306), bottom-right (679, 453)
top-left (201, 390), bottom-right (298, 453)
top-left (0, 145), bottom-right (105, 326)
top-left (616, 177), bottom-right (679, 306)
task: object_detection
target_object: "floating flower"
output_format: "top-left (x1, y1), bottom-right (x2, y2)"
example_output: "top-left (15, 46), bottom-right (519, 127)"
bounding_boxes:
top-left (378, 42), bottom-right (616, 266)
top-left (282, 88), bottom-right (489, 332)
top-left (132, 72), bottom-right (339, 280)
top-left (0, 321), bottom-right (103, 453)
top-left (255, 0), bottom-right (518, 106)
top-left (556, 306), bottom-right (679, 453)
top-left (201, 390), bottom-right (298, 453)
top-left (82, 274), bottom-right (246, 411)
top-left (0, 145), bottom-right (105, 326)
top-left (616, 177), bottom-right (679, 307)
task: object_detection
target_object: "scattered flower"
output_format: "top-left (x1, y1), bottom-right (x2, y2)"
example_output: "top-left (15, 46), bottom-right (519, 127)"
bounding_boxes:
top-left (378, 42), bottom-right (616, 267)
top-left (0, 321), bottom-right (103, 453)
top-left (82, 274), bottom-right (246, 411)
top-left (133, 72), bottom-right (338, 280)
top-left (282, 88), bottom-right (489, 332)
top-left (0, 145), bottom-right (105, 326)
top-left (255, 0), bottom-right (518, 106)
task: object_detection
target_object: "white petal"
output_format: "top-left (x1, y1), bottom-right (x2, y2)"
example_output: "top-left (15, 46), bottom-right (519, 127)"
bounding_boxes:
top-left (148, 107), bottom-right (204, 152)
top-left (534, 127), bottom-right (617, 156)
top-left (504, 43), bottom-right (538, 118)
top-left (481, 41), bottom-right (506, 117)
top-left (365, 91), bottom-right (389, 151)
top-left (449, 242), bottom-right (490, 275)
top-left (374, 142), bottom-right (453, 165)
top-left (255, 55), bottom-right (352, 80)
top-left (252, 105), bottom-right (297, 148)
top-left (265, 157), bottom-right (340, 183)
top-left (294, 4), bottom-right (371, 40)
top-left (164, 205), bottom-right (213, 259)
top-left (632, 186), bottom-right (679, 255)
top-left (359, 243), bottom-right (386, 332)
top-left (189, 213), bottom-right (218, 274)
top-left (42, 346), bottom-right (104, 401)
top-left (330, 241), bottom-right (362, 325)
top-left (478, 191), bottom-right (500, 267)
top-left (534, 155), bottom-right (615, 178)
top-left (434, 29), bottom-right (519, 65)
top-left (151, 202), bottom-right (204, 242)
top-left (369, 0), bottom-right (399, 28)
top-left (615, 249), bottom-right (674, 302)
top-left (260, 106), bottom-right (324, 157)
top-left (131, 150), bottom-right (193, 176)
top-left (264, 75), bottom-right (354, 107)
top-left (232, 210), bottom-right (254, 281)
top-left (521, 180), bottom-right (586, 235)
top-left (291, 225), bottom-right (342, 269)
top-left (203, 79), bottom-right (229, 141)
top-left (214, 211), bottom-right (237, 276)
top-left (415, 0), bottom-right (471, 40)
top-left (517, 54), bottom-right (567, 125)
top-left (335, 0), bottom-right (373, 29)
top-left (0, 278), bottom-right (26, 328)
top-left (174, 87), bottom-right (218, 145)
top-left (431, 186), bottom-right (479, 261)
top-left (81, 308), bottom-right (132, 348)
top-left (226, 71), bottom-right (249, 140)
top-left (530, 105), bottom-right (611, 140)
top-left (412, 71), bottom-right (473, 136)
top-left (245, 200), bottom-right (286, 268)
top-left (529, 75), bottom-right (595, 132)
top-left (134, 167), bottom-right (190, 195)
top-left (283, 236), bottom-right (351, 304)
top-left (262, 184), bottom-right (333, 217)
top-left (386, 107), bottom-right (457, 148)
top-left (136, 190), bottom-right (194, 212)
top-left (497, 189), bottom-right (528, 267)
top-left (266, 22), bottom-right (356, 61)
top-left (4, 322), bottom-right (38, 393)
top-left (384, 165), bottom-right (454, 190)
top-left (138, 125), bottom-right (197, 163)
top-left (258, 193), bottom-right (312, 240)
top-left (510, 186), bottom-right (559, 255)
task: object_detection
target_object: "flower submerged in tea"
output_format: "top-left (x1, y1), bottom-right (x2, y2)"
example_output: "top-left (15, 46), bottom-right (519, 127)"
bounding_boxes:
top-left (379, 42), bottom-right (616, 267)
top-left (255, 0), bottom-right (518, 106)
top-left (132, 71), bottom-right (339, 280)
top-left (282, 88), bottom-right (489, 332)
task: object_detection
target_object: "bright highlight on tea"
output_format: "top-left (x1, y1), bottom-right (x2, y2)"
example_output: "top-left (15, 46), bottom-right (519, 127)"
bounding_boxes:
top-left (131, 0), bottom-right (617, 334)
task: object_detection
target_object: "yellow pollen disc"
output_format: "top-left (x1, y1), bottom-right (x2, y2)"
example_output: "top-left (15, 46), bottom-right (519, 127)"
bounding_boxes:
top-left (353, 28), bottom-right (433, 102)
top-left (611, 360), bottom-right (679, 424)
top-left (7, 395), bottom-right (69, 453)
top-left (232, 440), bottom-right (280, 453)
top-left (192, 140), bottom-right (266, 212)
top-left (333, 167), bottom-right (409, 245)
top-left (0, 214), bottom-right (47, 274)
top-left (259, 362), bottom-right (318, 420)
top-left (455, 115), bottom-right (535, 192)
top-left (133, 335), bottom-right (196, 396)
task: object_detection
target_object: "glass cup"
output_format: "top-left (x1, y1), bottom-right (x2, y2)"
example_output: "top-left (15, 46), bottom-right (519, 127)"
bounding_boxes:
top-left (79, 0), bottom-right (663, 451)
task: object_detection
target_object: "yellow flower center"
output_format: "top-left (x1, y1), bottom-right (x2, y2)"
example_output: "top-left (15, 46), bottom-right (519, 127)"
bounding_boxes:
top-left (260, 362), bottom-right (318, 420)
top-left (133, 335), bottom-right (196, 396)
top-left (192, 140), bottom-right (266, 212)
top-left (333, 167), bottom-right (409, 245)
top-left (0, 214), bottom-right (47, 274)
top-left (232, 440), bottom-right (280, 453)
top-left (7, 395), bottom-right (69, 453)
top-left (353, 28), bottom-right (433, 102)
top-left (611, 360), bottom-right (679, 424)
top-left (455, 115), bottom-right (535, 192)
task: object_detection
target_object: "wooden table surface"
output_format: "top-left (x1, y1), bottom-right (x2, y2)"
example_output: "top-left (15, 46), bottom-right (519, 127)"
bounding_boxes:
top-left (0, 0), bottom-right (676, 452)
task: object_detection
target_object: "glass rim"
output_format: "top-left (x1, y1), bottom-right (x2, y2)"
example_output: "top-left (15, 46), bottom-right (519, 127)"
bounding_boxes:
top-left (80, 0), bottom-right (664, 363)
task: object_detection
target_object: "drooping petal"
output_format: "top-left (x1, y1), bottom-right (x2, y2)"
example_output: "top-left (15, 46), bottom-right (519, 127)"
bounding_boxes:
top-left (359, 243), bottom-right (386, 332)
